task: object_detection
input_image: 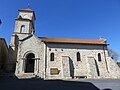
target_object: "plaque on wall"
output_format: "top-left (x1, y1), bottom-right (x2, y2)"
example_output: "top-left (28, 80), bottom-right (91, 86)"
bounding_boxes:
top-left (50, 68), bottom-right (60, 75)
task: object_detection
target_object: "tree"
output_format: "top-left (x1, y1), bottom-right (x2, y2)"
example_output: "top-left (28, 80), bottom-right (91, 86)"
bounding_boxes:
top-left (108, 49), bottom-right (119, 62)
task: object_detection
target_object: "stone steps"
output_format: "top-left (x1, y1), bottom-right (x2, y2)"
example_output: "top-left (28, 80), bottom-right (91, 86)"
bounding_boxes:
top-left (17, 73), bottom-right (39, 79)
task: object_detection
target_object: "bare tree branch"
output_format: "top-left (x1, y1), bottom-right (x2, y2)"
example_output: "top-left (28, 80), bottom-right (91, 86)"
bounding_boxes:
top-left (108, 49), bottom-right (119, 62)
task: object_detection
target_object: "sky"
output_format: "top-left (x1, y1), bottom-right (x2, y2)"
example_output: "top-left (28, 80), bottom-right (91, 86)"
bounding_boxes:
top-left (0, 0), bottom-right (120, 61)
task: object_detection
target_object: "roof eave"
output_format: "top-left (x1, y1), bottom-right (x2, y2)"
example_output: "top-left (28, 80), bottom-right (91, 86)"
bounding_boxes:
top-left (41, 40), bottom-right (108, 45)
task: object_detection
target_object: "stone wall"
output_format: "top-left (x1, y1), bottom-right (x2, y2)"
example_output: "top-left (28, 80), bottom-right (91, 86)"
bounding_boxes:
top-left (15, 35), bottom-right (45, 79)
top-left (107, 57), bottom-right (120, 78)
top-left (45, 43), bottom-right (110, 79)
top-left (14, 37), bottom-right (120, 79)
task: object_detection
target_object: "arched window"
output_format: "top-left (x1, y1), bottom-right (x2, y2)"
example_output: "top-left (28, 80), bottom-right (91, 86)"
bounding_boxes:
top-left (50, 53), bottom-right (54, 61)
top-left (98, 53), bottom-right (102, 61)
top-left (20, 25), bottom-right (25, 33)
top-left (77, 52), bottom-right (81, 61)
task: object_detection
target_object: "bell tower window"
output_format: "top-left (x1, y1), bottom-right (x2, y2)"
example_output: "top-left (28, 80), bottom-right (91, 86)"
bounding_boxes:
top-left (20, 25), bottom-right (25, 33)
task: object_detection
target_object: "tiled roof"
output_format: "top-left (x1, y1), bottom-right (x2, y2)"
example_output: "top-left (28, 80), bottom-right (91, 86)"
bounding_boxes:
top-left (39, 37), bottom-right (107, 45)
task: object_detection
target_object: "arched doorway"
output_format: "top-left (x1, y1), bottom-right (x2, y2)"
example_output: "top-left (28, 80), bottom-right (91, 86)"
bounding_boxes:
top-left (25, 53), bottom-right (35, 73)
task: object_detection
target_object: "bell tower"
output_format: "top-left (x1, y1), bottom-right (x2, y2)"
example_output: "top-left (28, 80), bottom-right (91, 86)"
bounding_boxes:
top-left (14, 8), bottom-right (36, 34)
top-left (7, 8), bottom-right (36, 72)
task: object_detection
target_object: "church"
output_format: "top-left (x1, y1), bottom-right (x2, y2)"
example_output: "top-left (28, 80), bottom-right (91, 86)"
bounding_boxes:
top-left (7, 8), bottom-right (120, 79)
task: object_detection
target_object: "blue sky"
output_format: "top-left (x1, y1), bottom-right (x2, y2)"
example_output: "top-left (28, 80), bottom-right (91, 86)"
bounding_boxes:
top-left (0, 0), bottom-right (120, 61)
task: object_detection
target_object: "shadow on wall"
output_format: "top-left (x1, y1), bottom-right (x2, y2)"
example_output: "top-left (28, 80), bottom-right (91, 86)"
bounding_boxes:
top-left (94, 59), bottom-right (100, 76)
top-left (7, 46), bottom-right (16, 72)
top-left (69, 57), bottom-right (74, 78)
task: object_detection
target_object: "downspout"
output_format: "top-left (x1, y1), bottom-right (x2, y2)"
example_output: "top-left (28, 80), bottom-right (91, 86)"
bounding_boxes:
top-left (45, 43), bottom-right (47, 78)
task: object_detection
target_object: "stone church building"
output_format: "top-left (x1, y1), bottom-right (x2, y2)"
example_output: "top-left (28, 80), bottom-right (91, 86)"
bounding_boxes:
top-left (7, 8), bottom-right (120, 79)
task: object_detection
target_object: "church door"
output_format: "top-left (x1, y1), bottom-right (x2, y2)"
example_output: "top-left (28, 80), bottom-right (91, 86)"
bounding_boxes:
top-left (25, 53), bottom-right (35, 73)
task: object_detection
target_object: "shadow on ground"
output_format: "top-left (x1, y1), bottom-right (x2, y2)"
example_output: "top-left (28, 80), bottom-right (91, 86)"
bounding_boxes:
top-left (0, 77), bottom-right (112, 90)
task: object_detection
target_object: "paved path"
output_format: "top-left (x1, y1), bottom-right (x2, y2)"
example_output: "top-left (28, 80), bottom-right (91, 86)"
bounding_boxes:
top-left (71, 79), bottom-right (120, 90)
top-left (0, 78), bottom-right (120, 90)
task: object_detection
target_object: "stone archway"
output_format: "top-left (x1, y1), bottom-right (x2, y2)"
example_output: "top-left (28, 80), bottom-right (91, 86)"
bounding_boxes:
top-left (25, 53), bottom-right (35, 73)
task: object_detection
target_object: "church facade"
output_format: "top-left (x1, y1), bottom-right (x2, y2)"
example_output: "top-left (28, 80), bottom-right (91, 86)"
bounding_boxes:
top-left (7, 8), bottom-right (120, 79)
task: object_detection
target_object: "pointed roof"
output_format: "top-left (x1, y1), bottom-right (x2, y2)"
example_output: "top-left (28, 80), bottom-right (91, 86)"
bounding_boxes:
top-left (39, 37), bottom-right (108, 45)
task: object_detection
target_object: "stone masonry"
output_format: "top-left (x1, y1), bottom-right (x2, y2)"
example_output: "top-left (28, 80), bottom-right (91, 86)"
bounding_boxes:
top-left (7, 8), bottom-right (120, 79)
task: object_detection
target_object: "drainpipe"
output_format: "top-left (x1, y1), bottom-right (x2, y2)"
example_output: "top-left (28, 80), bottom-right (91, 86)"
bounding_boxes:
top-left (45, 43), bottom-right (47, 78)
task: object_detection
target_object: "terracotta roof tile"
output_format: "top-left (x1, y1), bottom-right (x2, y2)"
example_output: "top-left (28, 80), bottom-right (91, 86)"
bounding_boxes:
top-left (39, 37), bottom-right (107, 45)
